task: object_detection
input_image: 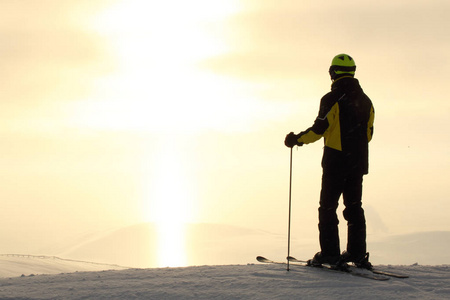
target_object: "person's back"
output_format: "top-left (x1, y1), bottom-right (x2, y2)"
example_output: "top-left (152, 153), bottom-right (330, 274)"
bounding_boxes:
top-left (321, 76), bottom-right (374, 175)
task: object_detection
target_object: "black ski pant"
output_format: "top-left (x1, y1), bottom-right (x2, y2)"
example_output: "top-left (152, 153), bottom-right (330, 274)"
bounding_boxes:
top-left (318, 168), bottom-right (366, 258)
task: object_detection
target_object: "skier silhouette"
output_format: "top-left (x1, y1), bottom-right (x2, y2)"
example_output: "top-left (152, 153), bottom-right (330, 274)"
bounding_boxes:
top-left (285, 54), bottom-right (375, 269)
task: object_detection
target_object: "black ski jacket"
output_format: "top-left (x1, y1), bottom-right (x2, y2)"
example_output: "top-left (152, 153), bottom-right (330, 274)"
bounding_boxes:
top-left (297, 77), bottom-right (374, 174)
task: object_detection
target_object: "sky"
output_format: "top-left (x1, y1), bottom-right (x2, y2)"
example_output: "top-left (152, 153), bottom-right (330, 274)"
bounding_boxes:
top-left (0, 0), bottom-right (449, 266)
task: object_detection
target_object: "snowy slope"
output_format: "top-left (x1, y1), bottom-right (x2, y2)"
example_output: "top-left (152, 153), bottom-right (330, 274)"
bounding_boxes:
top-left (0, 262), bottom-right (448, 299)
top-left (1, 224), bottom-right (449, 299)
top-left (0, 255), bottom-right (128, 278)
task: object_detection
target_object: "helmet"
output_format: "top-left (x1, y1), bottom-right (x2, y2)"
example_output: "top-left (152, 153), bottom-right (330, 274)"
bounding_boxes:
top-left (329, 54), bottom-right (356, 80)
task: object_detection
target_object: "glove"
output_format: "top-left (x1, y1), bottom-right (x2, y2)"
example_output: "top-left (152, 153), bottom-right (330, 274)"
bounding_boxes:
top-left (284, 132), bottom-right (303, 148)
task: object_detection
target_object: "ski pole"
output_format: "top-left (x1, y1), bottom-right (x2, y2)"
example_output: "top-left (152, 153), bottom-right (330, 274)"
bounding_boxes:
top-left (287, 147), bottom-right (293, 271)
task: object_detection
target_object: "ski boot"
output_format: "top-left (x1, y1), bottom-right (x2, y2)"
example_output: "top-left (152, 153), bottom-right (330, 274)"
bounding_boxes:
top-left (341, 251), bottom-right (373, 270)
top-left (308, 252), bottom-right (348, 271)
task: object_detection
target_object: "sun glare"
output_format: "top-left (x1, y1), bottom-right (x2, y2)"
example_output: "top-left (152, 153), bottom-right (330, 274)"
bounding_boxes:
top-left (92, 0), bottom-right (238, 66)
top-left (79, 0), bottom-right (244, 267)
top-left (143, 138), bottom-right (195, 267)
top-left (145, 139), bottom-right (195, 225)
top-left (71, 0), bottom-right (252, 134)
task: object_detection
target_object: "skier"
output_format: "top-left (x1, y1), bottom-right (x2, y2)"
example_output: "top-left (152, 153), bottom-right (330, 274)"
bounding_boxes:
top-left (284, 54), bottom-right (375, 269)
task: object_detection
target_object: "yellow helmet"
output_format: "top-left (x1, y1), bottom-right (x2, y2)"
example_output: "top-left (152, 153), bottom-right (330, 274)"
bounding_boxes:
top-left (329, 54), bottom-right (356, 80)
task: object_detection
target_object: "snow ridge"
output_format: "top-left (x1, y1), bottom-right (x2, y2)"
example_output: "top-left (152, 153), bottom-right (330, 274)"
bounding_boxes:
top-left (0, 258), bottom-right (449, 300)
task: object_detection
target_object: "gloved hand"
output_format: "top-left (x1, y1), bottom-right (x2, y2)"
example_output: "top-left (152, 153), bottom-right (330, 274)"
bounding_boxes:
top-left (284, 132), bottom-right (303, 148)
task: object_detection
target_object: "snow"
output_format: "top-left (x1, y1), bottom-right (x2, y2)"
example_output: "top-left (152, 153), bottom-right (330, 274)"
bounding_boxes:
top-left (1, 225), bottom-right (449, 299)
top-left (0, 255), bottom-right (128, 278)
top-left (0, 256), bottom-right (449, 299)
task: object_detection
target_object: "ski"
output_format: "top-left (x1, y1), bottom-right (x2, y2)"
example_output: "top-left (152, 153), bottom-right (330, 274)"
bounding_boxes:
top-left (257, 256), bottom-right (390, 281)
top-left (256, 256), bottom-right (286, 265)
top-left (288, 256), bottom-right (391, 281)
top-left (288, 256), bottom-right (408, 279)
top-left (286, 256), bottom-right (308, 263)
top-left (370, 269), bottom-right (409, 279)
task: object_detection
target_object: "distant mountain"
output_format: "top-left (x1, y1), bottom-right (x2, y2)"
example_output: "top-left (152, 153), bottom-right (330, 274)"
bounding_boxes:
top-left (59, 223), bottom-right (283, 268)
top-left (58, 223), bottom-right (159, 268)
top-left (56, 223), bottom-right (450, 267)
top-left (370, 231), bottom-right (450, 265)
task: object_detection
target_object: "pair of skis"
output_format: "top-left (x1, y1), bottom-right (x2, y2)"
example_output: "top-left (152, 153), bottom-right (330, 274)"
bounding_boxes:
top-left (257, 256), bottom-right (409, 281)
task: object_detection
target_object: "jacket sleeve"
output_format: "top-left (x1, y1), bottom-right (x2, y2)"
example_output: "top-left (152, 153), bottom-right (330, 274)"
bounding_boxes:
top-left (297, 94), bottom-right (335, 145)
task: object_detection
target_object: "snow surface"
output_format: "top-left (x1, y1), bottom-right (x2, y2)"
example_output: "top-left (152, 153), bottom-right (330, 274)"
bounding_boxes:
top-left (0, 256), bottom-right (449, 299)
top-left (1, 225), bottom-right (450, 299)
top-left (0, 255), bottom-right (128, 278)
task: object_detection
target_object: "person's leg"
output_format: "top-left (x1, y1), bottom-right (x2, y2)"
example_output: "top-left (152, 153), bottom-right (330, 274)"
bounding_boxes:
top-left (343, 173), bottom-right (366, 258)
top-left (318, 170), bottom-right (343, 259)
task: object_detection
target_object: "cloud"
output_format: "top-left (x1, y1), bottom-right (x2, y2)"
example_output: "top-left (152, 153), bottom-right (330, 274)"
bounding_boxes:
top-left (199, 0), bottom-right (450, 82)
top-left (0, 0), bottom-right (115, 115)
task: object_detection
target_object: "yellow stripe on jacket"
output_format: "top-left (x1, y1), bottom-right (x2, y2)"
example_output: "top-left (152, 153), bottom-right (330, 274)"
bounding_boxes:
top-left (297, 102), bottom-right (342, 151)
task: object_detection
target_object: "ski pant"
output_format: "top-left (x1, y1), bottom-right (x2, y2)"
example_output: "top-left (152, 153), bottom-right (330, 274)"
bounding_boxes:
top-left (318, 168), bottom-right (366, 258)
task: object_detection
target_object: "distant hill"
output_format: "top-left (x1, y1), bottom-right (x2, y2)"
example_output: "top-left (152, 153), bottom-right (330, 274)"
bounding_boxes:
top-left (56, 223), bottom-right (450, 268)
top-left (59, 223), bottom-right (280, 268)
top-left (370, 231), bottom-right (450, 265)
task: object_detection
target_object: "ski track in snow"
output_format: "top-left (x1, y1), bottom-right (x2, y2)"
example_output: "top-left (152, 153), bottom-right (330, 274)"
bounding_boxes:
top-left (0, 263), bottom-right (449, 299)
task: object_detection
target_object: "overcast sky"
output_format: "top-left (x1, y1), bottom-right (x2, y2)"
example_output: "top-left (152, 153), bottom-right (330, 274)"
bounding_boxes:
top-left (0, 0), bottom-right (449, 262)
